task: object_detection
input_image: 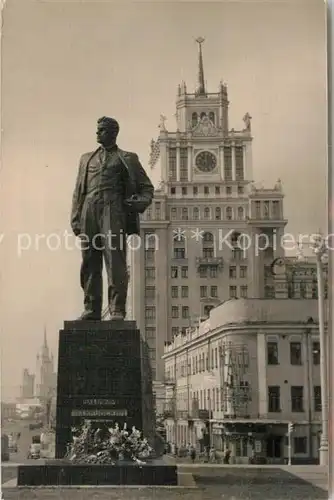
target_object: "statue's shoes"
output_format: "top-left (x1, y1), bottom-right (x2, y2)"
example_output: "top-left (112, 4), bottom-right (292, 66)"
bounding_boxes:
top-left (77, 312), bottom-right (101, 321)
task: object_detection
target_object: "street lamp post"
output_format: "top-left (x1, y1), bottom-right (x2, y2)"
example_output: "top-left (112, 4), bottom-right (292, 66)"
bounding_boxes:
top-left (311, 236), bottom-right (328, 466)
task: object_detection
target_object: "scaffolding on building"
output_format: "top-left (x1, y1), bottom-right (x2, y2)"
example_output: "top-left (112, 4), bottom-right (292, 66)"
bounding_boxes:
top-left (219, 342), bottom-right (251, 419)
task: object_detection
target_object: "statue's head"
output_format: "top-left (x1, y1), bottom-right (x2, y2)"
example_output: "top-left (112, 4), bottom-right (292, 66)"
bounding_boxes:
top-left (96, 116), bottom-right (119, 147)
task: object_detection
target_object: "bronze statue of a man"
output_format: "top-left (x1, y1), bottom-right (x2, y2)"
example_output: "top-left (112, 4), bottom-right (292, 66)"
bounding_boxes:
top-left (71, 117), bottom-right (154, 320)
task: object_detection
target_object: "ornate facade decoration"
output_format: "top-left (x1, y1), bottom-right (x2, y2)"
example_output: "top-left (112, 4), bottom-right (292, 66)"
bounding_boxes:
top-left (192, 114), bottom-right (219, 137)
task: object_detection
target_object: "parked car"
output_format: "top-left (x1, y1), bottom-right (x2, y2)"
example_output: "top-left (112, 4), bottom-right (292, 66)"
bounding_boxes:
top-left (29, 421), bottom-right (43, 431)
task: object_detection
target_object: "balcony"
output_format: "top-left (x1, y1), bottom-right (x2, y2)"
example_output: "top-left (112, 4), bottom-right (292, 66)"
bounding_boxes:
top-left (196, 257), bottom-right (224, 269)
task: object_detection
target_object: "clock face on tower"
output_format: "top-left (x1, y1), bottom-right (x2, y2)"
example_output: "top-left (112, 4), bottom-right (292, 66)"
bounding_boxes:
top-left (195, 151), bottom-right (217, 173)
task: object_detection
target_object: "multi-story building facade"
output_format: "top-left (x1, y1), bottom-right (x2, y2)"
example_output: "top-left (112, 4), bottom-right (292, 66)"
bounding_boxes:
top-left (34, 329), bottom-right (57, 402)
top-left (128, 40), bottom-right (287, 400)
top-left (162, 298), bottom-right (325, 464)
top-left (20, 369), bottom-right (35, 400)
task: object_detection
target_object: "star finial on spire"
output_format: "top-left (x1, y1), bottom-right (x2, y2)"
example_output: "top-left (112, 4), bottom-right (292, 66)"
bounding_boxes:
top-left (195, 37), bottom-right (206, 96)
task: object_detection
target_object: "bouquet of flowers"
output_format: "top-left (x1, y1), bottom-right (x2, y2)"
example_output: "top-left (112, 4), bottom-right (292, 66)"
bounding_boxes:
top-left (65, 420), bottom-right (153, 465)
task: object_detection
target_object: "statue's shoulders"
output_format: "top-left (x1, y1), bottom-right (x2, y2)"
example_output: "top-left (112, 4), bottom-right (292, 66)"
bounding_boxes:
top-left (118, 148), bottom-right (138, 159)
top-left (80, 149), bottom-right (100, 161)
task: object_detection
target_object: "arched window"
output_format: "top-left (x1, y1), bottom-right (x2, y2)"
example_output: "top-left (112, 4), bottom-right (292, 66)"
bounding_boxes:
top-left (204, 207), bottom-right (211, 220)
top-left (215, 207), bottom-right (221, 220)
top-left (203, 232), bottom-right (214, 243)
top-left (231, 231), bottom-right (241, 247)
top-left (202, 232), bottom-right (214, 258)
top-left (237, 207), bottom-right (244, 220)
top-left (193, 207), bottom-right (199, 220)
top-left (192, 112), bottom-right (198, 127)
top-left (209, 112), bottom-right (215, 124)
top-left (200, 112), bottom-right (207, 119)
top-left (226, 206), bottom-right (233, 220)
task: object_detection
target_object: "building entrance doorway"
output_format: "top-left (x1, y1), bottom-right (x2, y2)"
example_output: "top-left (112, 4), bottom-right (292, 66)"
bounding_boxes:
top-left (266, 435), bottom-right (283, 458)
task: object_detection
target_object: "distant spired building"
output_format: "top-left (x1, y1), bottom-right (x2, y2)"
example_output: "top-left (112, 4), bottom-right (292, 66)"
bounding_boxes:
top-left (34, 328), bottom-right (57, 401)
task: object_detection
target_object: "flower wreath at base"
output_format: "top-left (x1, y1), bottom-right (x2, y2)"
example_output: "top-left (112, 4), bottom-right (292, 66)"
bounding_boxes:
top-left (65, 420), bottom-right (154, 465)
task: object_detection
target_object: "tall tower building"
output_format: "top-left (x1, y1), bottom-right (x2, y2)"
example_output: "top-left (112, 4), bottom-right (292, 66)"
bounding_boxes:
top-left (129, 39), bottom-right (287, 400)
top-left (34, 327), bottom-right (56, 401)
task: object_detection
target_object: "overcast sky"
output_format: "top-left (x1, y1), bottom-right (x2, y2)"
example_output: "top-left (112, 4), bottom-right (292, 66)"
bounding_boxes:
top-left (0, 0), bottom-right (327, 399)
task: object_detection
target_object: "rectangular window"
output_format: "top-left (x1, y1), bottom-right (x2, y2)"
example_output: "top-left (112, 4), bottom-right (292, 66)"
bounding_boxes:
top-left (180, 148), bottom-right (188, 181)
top-left (235, 146), bottom-right (244, 180)
top-left (171, 306), bottom-right (179, 318)
top-left (291, 386), bottom-right (304, 412)
top-left (290, 342), bottom-right (302, 365)
top-left (182, 306), bottom-right (189, 319)
top-left (193, 186), bottom-right (198, 196)
top-left (145, 267), bottom-right (155, 279)
top-left (209, 267), bottom-right (217, 278)
top-left (181, 187), bottom-right (187, 195)
top-left (267, 342), bottom-right (279, 365)
top-left (181, 266), bottom-right (188, 278)
top-left (240, 266), bottom-right (247, 278)
top-left (240, 286), bottom-right (248, 298)
top-left (268, 386), bottom-right (281, 412)
top-left (181, 286), bottom-right (188, 298)
top-left (171, 266), bottom-right (178, 278)
top-left (173, 248), bottom-right (186, 259)
top-left (200, 286), bottom-right (207, 298)
top-left (314, 386), bottom-right (322, 412)
top-left (204, 186), bottom-right (209, 195)
top-left (203, 247), bottom-right (214, 258)
top-left (255, 201), bottom-right (261, 219)
top-left (171, 286), bottom-right (178, 298)
top-left (229, 266), bottom-right (237, 279)
top-left (168, 148), bottom-right (176, 181)
top-left (215, 186), bottom-right (220, 194)
top-left (155, 202), bottom-right (161, 220)
top-left (145, 307), bottom-right (156, 320)
top-left (229, 286), bottom-right (237, 299)
top-left (224, 147), bottom-right (232, 180)
top-left (210, 286), bottom-right (218, 297)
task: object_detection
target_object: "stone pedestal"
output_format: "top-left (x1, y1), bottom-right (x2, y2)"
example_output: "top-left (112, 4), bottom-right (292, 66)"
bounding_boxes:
top-left (55, 320), bottom-right (154, 459)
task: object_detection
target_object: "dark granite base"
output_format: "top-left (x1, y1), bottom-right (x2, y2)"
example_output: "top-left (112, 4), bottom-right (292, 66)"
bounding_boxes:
top-left (17, 464), bottom-right (178, 486)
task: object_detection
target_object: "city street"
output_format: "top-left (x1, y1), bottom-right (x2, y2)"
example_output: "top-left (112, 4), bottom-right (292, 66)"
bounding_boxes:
top-left (2, 462), bottom-right (328, 499)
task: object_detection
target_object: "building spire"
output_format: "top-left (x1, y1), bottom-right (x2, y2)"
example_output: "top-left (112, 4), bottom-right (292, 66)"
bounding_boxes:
top-left (195, 37), bottom-right (206, 96)
top-left (43, 324), bottom-right (47, 348)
